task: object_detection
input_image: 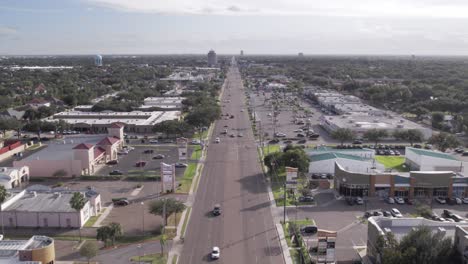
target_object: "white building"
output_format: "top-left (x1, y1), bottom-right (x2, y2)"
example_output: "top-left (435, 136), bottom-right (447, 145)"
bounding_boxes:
top-left (207, 49), bottom-right (217, 67)
top-left (0, 235), bottom-right (55, 264)
top-left (307, 146), bottom-right (376, 159)
top-left (309, 152), bottom-right (383, 175)
top-left (95, 54), bottom-right (102, 66)
top-left (138, 97), bottom-right (185, 111)
top-left (0, 166), bottom-right (29, 189)
top-left (405, 147), bottom-right (466, 172)
top-left (2, 186), bottom-right (101, 229)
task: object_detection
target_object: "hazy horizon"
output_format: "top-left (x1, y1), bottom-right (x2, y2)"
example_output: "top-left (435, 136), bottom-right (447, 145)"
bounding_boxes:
top-left (2, 0), bottom-right (468, 56)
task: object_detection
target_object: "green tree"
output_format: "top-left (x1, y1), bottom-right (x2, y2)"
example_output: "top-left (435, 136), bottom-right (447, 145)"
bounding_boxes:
top-left (331, 128), bottom-right (355, 146)
top-left (79, 241), bottom-right (98, 264)
top-left (281, 147), bottom-right (310, 173)
top-left (96, 225), bottom-right (111, 247)
top-left (52, 169), bottom-right (67, 179)
top-left (264, 152), bottom-right (284, 173)
top-left (432, 112), bottom-right (445, 129)
top-left (0, 186), bottom-right (7, 235)
top-left (393, 129), bottom-right (424, 146)
top-left (69, 192), bottom-right (86, 241)
top-left (364, 129), bottom-right (388, 147)
top-left (428, 132), bottom-right (460, 152)
top-left (148, 198), bottom-right (186, 226)
top-left (108, 222), bottom-right (123, 246)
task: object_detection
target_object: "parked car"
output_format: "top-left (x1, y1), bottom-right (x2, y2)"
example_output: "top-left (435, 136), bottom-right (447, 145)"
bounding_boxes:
top-left (149, 139), bottom-right (159, 144)
top-left (364, 211), bottom-right (372, 218)
top-left (211, 247), bottom-right (220, 260)
top-left (385, 197), bottom-right (395, 204)
top-left (353, 140), bottom-right (363, 145)
top-left (451, 214), bottom-right (466, 222)
top-left (109, 170), bottom-right (123, 175)
top-left (107, 160), bottom-right (118, 165)
top-left (462, 197), bottom-right (468, 204)
top-left (443, 209), bottom-right (455, 218)
top-left (153, 154), bottom-right (165, 159)
top-left (118, 150), bottom-right (129, 155)
top-left (175, 162), bottom-right (188, 168)
top-left (394, 197), bottom-right (405, 204)
top-left (346, 197), bottom-right (354, 205)
top-left (237, 133), bottom-right (243, 137)
top-left (298, 196), bottom-right (314, 203)
top-left (391, 208), bottom-right (403, 218)
top-left (373, 211), bottom-right (383, 217)
top-left (215, 137), bottom-right (220, 143)
top-left (435, 197), bottom-right (446, 204)
top-left (113, 199), bottom-right (130, 206)
top-left (213, 204), bottom-right (222, 216)
top-left (191, 139), bottom-right (201, 145)
top-left (135, 161), bottom-right (146, 167)
top-left (143, 149), bottom-right (154, 154)
top-left (300, 225), bottom-right (318, 235)
top-left (383, 211), bottom-right (392, 217)
top-left (275, 132), bottom-right (287, 137)
top-left (404, 198), bottom-right (414, 205)
top-left (446, 197), bottom-right (458, 205)
top-left (454, 197), bottom-right (463, 205)
top-left (297, 133), bottom-right (305, 138)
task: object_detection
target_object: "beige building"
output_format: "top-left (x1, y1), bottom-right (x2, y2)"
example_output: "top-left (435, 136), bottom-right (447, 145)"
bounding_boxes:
top-left (0, 235), bottom-right (55, 264)
top-left (0, 166), bottom-right (29, 189)
top-left (2, 186), bottom-right (101, 228)
top-left (14, 123), bottom-right (124, 177)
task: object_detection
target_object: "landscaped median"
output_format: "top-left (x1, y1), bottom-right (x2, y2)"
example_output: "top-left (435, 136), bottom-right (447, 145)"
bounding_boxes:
top-left (281, 219), bottom-right (315, 264)
top-left (130, 253), bottom-right (167, 264)
top-left (176, 163), bottom-right (197, 193)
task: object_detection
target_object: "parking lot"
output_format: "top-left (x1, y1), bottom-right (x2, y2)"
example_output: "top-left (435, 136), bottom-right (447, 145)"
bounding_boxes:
top-left (97, 145), bottom-right (194, 179)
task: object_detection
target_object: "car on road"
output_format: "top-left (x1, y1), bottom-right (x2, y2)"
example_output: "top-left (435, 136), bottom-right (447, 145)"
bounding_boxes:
top-left (275, 132), bottom-right (287, 137)
top-left (153, 154), bottom-right (165, 159)
top-left (135, 161), bottom-right (147, 167)
top-left (109, 170), bottom-right (123, 175)
top-left (435, 197), bottom-right (446, 204)
top-left (143, 149), bottom-right (154, 154)
top-left (385, 197), bottom-right (395, 204)
top-left (391, 208), bottom-right (403, 218)
top-left (211, 247), bottom-right (220, 260)
top-left (107, 160), bottom-right (118, 165)
top-left (293, 129), bottom-right (303, 133)
top-left (213, 204), bottom-right (222, 216)
top-left (175, 162), bottom-right (188, 168)
top-left (297, 139), bottom-right (306, 144)
top-left (113, 199), bottom-right (130, 206)
top-left (118, 150), bottom-right (129, 155)
top-left (229, 134), bottom-right (235, 138)
top-left (230, 115), bottom-right (235, 119)
top-left (394, 197), bottom-right (405, 204)
top-left (298, 196), bottom-right (314, 203)
top-left (149, 139), bottom-right (159, 144)
top-left (215, 137), bottom-right (220, 143)
top-left (345, 197), bottom-right (354, 205)
top-left (237, 133), bottom-right (243, 137)
top-left (354, 197), bottom-right (364, 205)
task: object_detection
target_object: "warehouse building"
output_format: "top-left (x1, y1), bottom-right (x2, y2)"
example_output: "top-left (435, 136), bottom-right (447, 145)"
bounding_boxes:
top-left (309, 152), bottom-right (383, 175)
top-left (405, 147), bottom-right (466, 172)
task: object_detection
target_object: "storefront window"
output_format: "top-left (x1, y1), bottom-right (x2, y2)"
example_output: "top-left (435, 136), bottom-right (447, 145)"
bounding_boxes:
top-left (433, 188), bottom-right (448, 197)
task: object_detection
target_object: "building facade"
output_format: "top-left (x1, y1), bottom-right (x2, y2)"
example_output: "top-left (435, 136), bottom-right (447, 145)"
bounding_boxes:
top-left (0, 235), bottom-right (55, 264)
top-left (207, 49), bottom-right (217, 67)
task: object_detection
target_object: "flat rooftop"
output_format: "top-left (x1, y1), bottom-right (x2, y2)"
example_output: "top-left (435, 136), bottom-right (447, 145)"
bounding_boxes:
top-left (0, 235), bottom-right (53, 261)
top-left (46, 111), bottom-right (181, 126)
top-left (322, 114), bottom-right (428, 131)
top-left (5, 191), bottom-right (84, 213)
top-left (22, 135), bottom-right (103, 161)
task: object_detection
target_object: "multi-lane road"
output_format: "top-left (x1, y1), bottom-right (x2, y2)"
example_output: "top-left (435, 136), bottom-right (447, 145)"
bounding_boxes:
top-left (179, 63), bottom-right (284, 263)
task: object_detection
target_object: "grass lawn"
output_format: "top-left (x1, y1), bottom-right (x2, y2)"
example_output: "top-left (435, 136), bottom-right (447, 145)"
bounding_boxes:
top-left (193, 130), bottom-right (208, 140)
top-left (166, 212), bottom-right (183, 227)
top-left (84, 208), bottom-right (106, 227)
top-left (375, 156), bottom-right (409, 172)
top-left (181, 207), bottom-right (191, 236)
top-left (176, 163), bottom-right (198, 193)
top-left (172, 255), bottom-right (178, 264)
top-left (190, 145), bottom-right (202, 160)
top-left (262, 145), bottom-right (281, 155)
top-left (290, 249), bottom-right (301, 264)
top-left (130, 253), bottom-right (167, 264)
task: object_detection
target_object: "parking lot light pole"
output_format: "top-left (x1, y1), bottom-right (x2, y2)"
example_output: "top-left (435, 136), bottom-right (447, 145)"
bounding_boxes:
top-left (141, 202), bottom-right (145, 235)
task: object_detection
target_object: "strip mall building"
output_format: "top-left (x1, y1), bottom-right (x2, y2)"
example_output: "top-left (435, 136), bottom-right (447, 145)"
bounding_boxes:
top-left (333, 147), bottom-right (468, 199)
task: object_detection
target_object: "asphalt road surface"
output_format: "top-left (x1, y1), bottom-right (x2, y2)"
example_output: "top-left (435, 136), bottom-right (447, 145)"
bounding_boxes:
top-left (179, 61), bottom-right (284, 264)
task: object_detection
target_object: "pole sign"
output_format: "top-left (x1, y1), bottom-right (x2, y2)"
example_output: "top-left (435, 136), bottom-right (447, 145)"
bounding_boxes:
top-left (177, 137), bottom-right (188, 161)
top-left (286, 167), bottom-right (298, 189)
top-left (161, 162), bottom-right (176, 193)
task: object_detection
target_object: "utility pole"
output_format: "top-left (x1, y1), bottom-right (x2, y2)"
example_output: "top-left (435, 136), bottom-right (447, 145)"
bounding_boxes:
top-left (284, 181), bottom-right (287, 223)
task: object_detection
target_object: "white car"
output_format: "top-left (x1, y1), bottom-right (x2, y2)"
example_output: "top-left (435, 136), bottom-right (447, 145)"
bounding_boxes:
top-left (394, 197), bottom-right (405, 204)
top-left (211, 247), bottom-right (220, 259)
top-left (215, 137), bottom-right (220, 143)
top-left (390, 208), bottom-right (403, 218)
top-left (463, 197), bottom-right (468, 204)
top-left (275, 132), bottom-right (287, 137)
top-left (149, 139), bottom-right (159, 144)
top-left (435, 197), bottom-right (446, 204)
top-left (385, 197), bottom-right (395, 204)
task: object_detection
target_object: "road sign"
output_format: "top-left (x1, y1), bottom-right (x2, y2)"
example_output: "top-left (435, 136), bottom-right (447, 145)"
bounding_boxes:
top-left (286, 167), bottom-right (298, 189)
top-left (161, 162), bottom-right (176, 193)
top-left (177, 137), bottom-right (188, 161)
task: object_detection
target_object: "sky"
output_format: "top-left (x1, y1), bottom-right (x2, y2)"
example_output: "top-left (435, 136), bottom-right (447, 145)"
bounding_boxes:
top-left (1, 0), bottom-right (468, 55)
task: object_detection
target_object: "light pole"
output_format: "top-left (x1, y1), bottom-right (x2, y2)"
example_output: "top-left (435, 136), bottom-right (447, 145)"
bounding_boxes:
top-left (137, 244), bottom-right (142, 264)
top-left (141, 202), bottom-right (145, 235)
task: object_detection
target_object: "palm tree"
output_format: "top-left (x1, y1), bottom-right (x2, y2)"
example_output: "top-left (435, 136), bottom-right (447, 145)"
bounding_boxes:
top-left (0, 186), bottom-right (7, 235)
top-left (108, 222), bottom-right (123, 246)
top-left (69, 192), bottom-right (86, 241)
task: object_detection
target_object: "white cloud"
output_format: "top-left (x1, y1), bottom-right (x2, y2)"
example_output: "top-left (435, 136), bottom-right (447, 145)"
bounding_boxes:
top-left (85, 0), bottom-right (468, 18)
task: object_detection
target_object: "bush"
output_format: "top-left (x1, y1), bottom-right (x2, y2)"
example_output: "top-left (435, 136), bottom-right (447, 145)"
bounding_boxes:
top-left (80, 175), bottom-right (123, 181)
top-left (126, 175), bottom-right (160, 181)
top-left (29, 178), bottom-right (46, 182)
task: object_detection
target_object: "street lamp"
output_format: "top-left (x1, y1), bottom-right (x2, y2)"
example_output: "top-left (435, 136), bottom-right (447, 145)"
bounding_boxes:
top-left (141, 202), bottom-right (145, 235)
top-left (137, 244), bottom-right (142, 264)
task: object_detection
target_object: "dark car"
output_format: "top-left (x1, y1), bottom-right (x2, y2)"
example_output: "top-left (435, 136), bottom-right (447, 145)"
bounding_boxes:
top-left (404, 198), bottom-right (414, 205)
top-left (364, 211), bottom-right (372, 218)
top-left (230, 115), bottom-right (235, 119)
top-left (109, 170), bottom-right (123, 175)
top-left (153, 154), bottom-right (165, 159)
top-left (443, 209), bottom-right (454, 218)
top-left (143, 149), bottom-right (154, 154)
top-left (373, 211), bottom-right (383, 217)
top-left (413, 144), bottom-right (422, 149)
top-left (175, 162), bottom-right (188, 168)
top-left (297, 133), bottom-right (305, 138)
top-left (446, 197), bottom-right (457, 205)
top-left (383, 211), bottom-right (392, 217)
top-left (107, 160), bottom-right (118, 165)
top-left (353, 140), bottom-right (363, 145)
top-left (297, 139), bottom-right (307, 144)
top-left (269, 139), bottom-right (280, 144)
top-left (212, 204), bottom-right (222, 216)
top-left (298, 196), bottom-right (314, 203)
top-left (135, 161), bottom-right (147, 167)
top-left (300, 225), bottom-right (318, 235)
top-left (346, 197), bottom-right (354, 205)
top-left (113, 199), bottom-right (130, 206)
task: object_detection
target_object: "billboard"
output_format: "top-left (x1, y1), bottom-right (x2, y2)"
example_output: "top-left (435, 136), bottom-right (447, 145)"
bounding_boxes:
top-left (177, 137), bottom-right (188, 161)
top-left (285, 167), bottom-right (298, 189)
top-left (161, 162), bottom-right (176, 193)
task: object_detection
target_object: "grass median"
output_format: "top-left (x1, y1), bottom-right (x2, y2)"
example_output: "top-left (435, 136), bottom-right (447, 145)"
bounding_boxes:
top-left (177, 163), bottom-right (197, 193)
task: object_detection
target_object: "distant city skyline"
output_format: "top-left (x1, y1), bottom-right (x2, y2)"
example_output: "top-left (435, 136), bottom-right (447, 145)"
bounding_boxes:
top-left (1, 0), bottom-right (468, 55)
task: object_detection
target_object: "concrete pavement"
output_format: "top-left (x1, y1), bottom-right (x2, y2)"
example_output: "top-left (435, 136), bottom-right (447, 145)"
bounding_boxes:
top-left (178, 61), bottom-right (284, 263)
